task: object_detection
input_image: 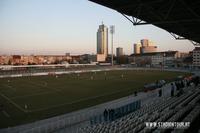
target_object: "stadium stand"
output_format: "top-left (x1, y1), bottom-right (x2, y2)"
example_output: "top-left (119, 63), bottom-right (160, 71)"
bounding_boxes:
top-left (89, 100), bottom-right (141, 125)
top-left (0, 64), bottom-right (99, 76)
top-left (78, 85), bottom-right (200, 133)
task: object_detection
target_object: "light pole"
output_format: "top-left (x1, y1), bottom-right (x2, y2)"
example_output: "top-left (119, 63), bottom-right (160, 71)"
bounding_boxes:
top-left (110, 25), bottom-right (115, 66)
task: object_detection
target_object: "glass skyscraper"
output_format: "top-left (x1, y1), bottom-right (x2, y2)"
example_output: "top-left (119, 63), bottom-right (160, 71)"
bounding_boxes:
top-left (97, 23), bottom-right (108, 57)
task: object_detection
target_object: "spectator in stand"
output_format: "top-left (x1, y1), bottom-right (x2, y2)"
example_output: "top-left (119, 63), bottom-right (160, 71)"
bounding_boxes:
top-left (186, 79), bottom-right (190, 87)
top-left (110, 109), bottom-right (114, 121)
top-left (175, 82), bottom-right (179, 91)
top-left (179, 87), bottom-right (184, 95)
top-left (158, 89), bottom-right (162, 97)
top-left (197, 76), bottom-right (200, 86)
top-left (108, 109), bottom-right (111, 121)
top-left (194, 76), bottom-right (199, 87)
top-left (134, 91), bottom-right (137, 96)
top-left (181, 80), bottom-right (184, 88)
top-left (171, 83), bottom-right (175, 97)
top-left (103, 109), bottom-right (108, 122)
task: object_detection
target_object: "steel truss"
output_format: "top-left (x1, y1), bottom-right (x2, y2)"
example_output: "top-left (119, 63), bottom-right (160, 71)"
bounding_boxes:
top-left (121, 14), bottom-right (200, 46)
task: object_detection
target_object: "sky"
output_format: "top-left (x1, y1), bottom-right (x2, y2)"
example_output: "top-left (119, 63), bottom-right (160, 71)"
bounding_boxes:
top-left (0, 0), bottom-right (195, 55)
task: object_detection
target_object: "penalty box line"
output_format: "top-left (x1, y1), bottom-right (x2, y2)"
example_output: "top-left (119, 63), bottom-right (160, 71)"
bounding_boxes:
top-left (2, 84), bottom-right (17, 92)
top-left (0, 91), bottom-right (26, 113)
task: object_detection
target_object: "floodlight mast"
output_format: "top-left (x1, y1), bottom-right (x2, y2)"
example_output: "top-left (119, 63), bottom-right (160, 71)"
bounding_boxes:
top-left (110, 25), bottom-right (115, 66)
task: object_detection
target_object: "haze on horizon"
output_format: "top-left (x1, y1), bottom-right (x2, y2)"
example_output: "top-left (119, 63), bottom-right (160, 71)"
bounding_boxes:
top-left (0, 0), bottom-right (195, 55)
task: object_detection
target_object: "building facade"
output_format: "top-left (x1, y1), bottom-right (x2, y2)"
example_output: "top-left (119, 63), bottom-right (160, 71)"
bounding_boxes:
top-left (129, 51), bottom-right (180, 67)
top-left (193, 47), bottom-right (200, 67)
top-left (141, 39), bottom-right (149, 47)
top-left (139, 39), bottom-right (158, 54)
top-left (116, 47), bottom-right (123, 57)
top-left (133, 39), bottom-right (157, 54)
top-left (140, 46), bottom-right (158, 53)
top-left (97, 54), bottom-right (106, 62)
top-left (134, 43), bottom-right (141, 54)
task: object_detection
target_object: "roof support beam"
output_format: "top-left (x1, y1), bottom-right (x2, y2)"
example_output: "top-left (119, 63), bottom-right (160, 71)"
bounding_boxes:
top-left (121, 13), bottom-right (147, 26)
top-left (121, 14), bottom-right (200, 25)
top-left (190, 41), bottom-right (200, 46)
top-left (115, 0), bottom-right (164, 12)
top-left (170, 33), bottom-right (200, 46)
top-left (178, 0), bottom-right (200, 18)
top-left (170, 33), bottom-right (185, 40)
top-left (164, 0), bottom-right (176, 20)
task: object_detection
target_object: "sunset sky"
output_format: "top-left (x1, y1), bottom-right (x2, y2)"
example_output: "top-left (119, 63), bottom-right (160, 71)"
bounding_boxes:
top-left (0, 0), bottom-right (195, 55)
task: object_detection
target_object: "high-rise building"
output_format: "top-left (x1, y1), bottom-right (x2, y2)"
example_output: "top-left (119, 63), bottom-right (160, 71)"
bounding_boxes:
top-left (97, 23), bottom-right (108, 56)
top-left (141, 39), bottom-right (149, 47)
top-left (116, 47), bottom-right (123, 57)
top-left (96, 23), bottom-right (108, 62)
top-left (134, 43), bottom-right (141, 54)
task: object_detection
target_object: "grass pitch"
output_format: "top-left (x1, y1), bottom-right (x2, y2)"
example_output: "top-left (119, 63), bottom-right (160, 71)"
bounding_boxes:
top-left (0, 69), bottom-right (190, 128)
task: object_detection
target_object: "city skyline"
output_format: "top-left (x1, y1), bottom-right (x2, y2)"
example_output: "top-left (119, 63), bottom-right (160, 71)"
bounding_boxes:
top-left (0, 0), bottom-right (195, 55)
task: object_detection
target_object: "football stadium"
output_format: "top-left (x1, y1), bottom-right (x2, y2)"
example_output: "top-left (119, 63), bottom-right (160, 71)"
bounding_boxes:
top-left (0, 65), bottom-right (199, 133)
top-left (0, 0), bottom-right (200, 133)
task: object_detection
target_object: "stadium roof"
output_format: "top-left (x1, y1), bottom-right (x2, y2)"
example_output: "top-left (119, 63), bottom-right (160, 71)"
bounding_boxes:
top-left (89, 0), bottom-right (200, 44)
